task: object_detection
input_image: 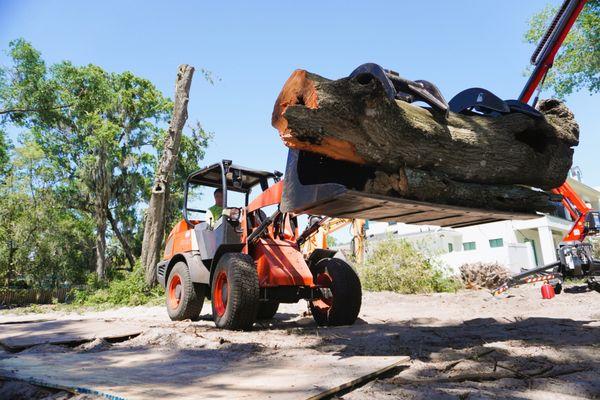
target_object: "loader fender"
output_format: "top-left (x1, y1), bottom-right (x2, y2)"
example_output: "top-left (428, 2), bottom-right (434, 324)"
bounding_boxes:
top-left (164, 252), bottom-right (210, 287)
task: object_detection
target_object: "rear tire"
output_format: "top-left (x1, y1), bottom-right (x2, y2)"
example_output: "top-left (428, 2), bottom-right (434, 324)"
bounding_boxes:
top-left (166, 262), bottom-right (205, 321)
top-left (309, 258), bottom-right (362, 326)
top-left (211, 253), bottom-right (259, 330)
top-left (257, 302), bottom-right (279, 319)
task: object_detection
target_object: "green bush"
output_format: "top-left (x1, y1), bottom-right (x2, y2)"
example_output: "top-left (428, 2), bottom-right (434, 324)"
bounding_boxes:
top-left (71, 263), bottom-right (162, 307)
top-left (357, 238), bottom-right (462, 294)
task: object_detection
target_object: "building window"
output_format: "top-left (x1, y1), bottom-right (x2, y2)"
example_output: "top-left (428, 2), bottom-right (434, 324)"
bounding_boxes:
top-left (489, 238), bottom-right (504, 248)
top-left (448, 243), bottom-right (453, 252)
top-left (463, 242), bottom-right (476, 251)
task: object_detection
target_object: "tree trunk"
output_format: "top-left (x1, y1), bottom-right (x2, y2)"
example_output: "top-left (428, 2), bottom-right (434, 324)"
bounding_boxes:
top-left (272, 70), bottom-right (579, 190)
top-left (107, 208), bottom-right (135, 270)
top-left (141, 65), bottom-right (194, 286)
top-left (95, 220), bottom-right (107, 279)
top-left (6, 240), bottom-right (14, 287)
top-left (364, 168), bottom-right (557, 213)
top-left (93, 149), bottom-right (111, 280)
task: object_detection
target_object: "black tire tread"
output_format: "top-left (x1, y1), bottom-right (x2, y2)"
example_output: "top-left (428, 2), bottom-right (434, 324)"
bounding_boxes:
top-left (166, 262), bottom-right (204, 321)
top-left (310, 258), bottom-right (362, 326)
top-left (212, 253), bottom-right (259, 330)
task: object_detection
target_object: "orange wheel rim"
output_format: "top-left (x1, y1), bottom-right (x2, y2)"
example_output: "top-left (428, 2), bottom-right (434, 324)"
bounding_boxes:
top-left (213, 271), bottom-right (228, 317)
top-left (313, 271), bottom-right (333, 311)
top-left (168, 273), bottom-right (182, 309)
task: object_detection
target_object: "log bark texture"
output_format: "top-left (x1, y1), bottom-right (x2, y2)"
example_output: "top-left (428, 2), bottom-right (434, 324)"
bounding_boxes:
top-left (364, 168), bottom-right (557, 213)
top-left (141, 65), bottom-right (194, 286)
top-left (272, 70), bottom-right (579, 190)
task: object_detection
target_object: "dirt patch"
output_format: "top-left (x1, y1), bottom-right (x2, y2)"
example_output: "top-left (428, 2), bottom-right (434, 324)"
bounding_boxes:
top-left (1, 284), bottom-right (599, 399)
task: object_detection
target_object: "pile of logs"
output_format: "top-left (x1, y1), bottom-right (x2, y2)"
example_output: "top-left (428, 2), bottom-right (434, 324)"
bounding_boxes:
top-left (271, 69), bottom-right (579, 213)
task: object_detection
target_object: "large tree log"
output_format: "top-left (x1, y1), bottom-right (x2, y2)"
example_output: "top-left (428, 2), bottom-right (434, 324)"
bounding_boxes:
top-left (272, 70), bottom-right (579, 190)
top-left (141, 65), bottom-right (194, 286)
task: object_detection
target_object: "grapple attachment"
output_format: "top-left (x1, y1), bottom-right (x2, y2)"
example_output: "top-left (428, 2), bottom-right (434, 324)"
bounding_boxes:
top-left (281, 150), bottom-right (536, 228)
top-left (349, 63), bottom-right (449, 116)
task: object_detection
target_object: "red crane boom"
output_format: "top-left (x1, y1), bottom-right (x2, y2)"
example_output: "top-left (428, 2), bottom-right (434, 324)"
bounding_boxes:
top-left (519, 0), bottom-right (590, 243)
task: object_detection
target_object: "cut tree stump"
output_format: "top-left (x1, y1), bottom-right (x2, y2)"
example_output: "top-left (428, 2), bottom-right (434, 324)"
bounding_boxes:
top-left (272, 70), bottom-right (579, 190)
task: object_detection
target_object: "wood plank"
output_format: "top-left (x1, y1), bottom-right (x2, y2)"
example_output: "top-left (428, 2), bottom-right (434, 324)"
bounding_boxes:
top-left (0, 348), bottom-right (409, 400)
top-left (0, 319), bottom-right (143, 351)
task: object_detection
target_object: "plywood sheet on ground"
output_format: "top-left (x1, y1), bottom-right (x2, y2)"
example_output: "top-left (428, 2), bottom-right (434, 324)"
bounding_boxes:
top-left (0, 319), bottom-right (143, 350)
top-left (0, 348), bottom-right (407, 399)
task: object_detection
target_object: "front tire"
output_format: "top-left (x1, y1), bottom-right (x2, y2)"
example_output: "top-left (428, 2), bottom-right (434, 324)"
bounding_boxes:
top-left (309, 258), bottom-right (362, 326)
top-left (211, 253), bottom-right (259, 330)
top-left (166, 262), bottom-right (205, 321)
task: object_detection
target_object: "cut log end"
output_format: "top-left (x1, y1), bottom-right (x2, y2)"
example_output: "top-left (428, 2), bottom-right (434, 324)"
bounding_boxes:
top-left (271, 69), bottom-right (318, 133)
top-left (272, 69), bottom-right (366, 164)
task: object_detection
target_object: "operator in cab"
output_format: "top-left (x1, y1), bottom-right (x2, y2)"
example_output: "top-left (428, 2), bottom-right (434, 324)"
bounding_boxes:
top-left (208, 188), bottom-right (224, 226)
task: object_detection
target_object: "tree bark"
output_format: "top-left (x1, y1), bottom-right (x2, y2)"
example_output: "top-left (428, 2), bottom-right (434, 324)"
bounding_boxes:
top-left (6, 240), bottom-right (14, 287)
top-left (272, 70), bottom-right (579, 190)
top-left (93, 148), bottom-right (111, 280)
top-left (364, 168), bottom-right (557, 213)
top-left (107, 208), bottom-right (135, 270)
top-left (141, 65), bottom-right (194, 286)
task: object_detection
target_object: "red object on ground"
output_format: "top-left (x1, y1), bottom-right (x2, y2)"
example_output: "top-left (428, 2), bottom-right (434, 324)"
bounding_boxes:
top-left (541, 284), bottom-right (556, 299)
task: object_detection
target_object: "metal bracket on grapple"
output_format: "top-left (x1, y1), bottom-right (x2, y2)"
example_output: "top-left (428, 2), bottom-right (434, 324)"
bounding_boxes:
top-left (349, 63), bottom-right (449, 117)
top-left (449, 87), bottom-right (542, 118)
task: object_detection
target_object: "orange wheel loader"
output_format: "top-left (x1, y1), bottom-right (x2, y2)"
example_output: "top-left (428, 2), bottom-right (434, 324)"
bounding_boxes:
top-left (157, 159), bottom-right (362, 330)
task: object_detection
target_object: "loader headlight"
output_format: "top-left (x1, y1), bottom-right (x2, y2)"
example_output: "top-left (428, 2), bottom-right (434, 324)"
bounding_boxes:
top-left (223, 207), bottom-right (242, 222)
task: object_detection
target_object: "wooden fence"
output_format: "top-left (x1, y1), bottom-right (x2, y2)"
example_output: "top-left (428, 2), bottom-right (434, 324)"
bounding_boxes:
top-left (0, 288), bottom-right (71, 306)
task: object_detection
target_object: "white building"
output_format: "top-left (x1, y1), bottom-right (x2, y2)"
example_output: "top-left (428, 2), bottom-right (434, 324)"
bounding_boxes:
top-left (365, 176), bottom-right (600, 275)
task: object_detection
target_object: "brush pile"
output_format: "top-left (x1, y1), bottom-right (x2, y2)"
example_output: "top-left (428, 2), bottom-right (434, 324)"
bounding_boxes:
top-left (459, 262), bottom-right (512, 289)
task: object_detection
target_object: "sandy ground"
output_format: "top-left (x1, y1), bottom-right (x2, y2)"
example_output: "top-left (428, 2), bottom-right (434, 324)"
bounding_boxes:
top-left (1, 283), bottom-right (599, 399)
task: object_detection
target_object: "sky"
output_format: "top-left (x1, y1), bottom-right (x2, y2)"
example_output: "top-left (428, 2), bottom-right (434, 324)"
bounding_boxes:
top-left (1, 0), bottom-right (598, 189)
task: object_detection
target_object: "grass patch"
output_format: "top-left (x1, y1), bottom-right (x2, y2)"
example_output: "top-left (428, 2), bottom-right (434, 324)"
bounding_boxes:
top-left (1, 265), bottom-right (164, 315)
top-left (71, 263), bottom-right (163, 307)
top-left (357, 238), bottom-right (462, 294)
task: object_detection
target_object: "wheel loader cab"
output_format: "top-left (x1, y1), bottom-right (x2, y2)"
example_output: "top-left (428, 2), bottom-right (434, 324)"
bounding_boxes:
top-left (157, 160), bottom-right (283, 288)
top-left (181, 160), bottom-right (282, 263)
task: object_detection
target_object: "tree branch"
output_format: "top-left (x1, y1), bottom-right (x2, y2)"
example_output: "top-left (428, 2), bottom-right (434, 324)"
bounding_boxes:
top-left (0, 103), bottom-right (73, 116)
top-left (106, 207), bottom-right (136, 270)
